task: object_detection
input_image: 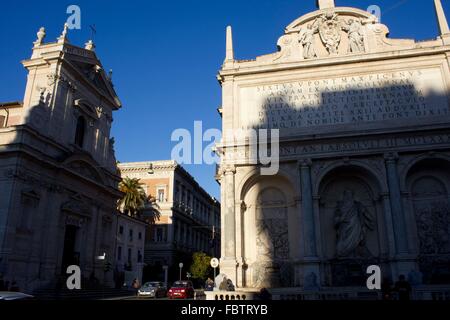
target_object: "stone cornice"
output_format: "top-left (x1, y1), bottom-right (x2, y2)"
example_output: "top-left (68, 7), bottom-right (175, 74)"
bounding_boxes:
top-left (0, 125), bottom-right (122, 197)
top-left (118, 160), bottom-right (178, 173)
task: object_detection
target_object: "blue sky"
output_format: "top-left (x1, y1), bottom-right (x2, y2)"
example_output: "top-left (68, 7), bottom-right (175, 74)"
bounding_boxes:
top-left (1, 0), bottom-right (449, 199)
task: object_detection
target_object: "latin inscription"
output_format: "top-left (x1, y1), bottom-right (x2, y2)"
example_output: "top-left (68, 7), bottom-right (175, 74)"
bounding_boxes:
top-left (240, 69), bottom-right (449, 132)
top-left (223, 133), bottom-right (450, 162)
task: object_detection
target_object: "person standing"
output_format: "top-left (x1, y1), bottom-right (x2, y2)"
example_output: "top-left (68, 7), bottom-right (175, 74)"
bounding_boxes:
top-left (219, 277), bottom-right (227, 291)
top-left (394, 275), bottom-right (412, 301)
top-left (205, 278), bottom-right (214, 291)
top-left (132, 278), bottom-right (140, 296)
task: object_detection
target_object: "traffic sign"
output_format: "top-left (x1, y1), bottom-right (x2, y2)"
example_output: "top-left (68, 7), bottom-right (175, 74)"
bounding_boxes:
top-left (179, 262), bottom-right (184, 268)
top-left (210, 258), bottom-right (219, 268)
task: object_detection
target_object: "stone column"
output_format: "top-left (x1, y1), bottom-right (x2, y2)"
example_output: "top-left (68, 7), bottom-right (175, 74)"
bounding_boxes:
top-left (300, 160), bottom-right (317, 257)
top-left (381, 193), bottom-right (397, 258)
top-left (299, 160), bottom-right (321, 287)
top-left (385, 153), bottom-right (415, 277)
top-left (168, 216), bottom-right (174, 243)
top-left (220, 165), bottom-right (237, 285)
top-left (384, 153), bottom-right (408, 254)
top-left (236, 201), bottom-right (246, 288)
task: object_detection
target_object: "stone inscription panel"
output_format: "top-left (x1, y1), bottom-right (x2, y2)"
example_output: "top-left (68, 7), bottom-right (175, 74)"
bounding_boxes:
top-left (239, 68), bottom-right (449, 133)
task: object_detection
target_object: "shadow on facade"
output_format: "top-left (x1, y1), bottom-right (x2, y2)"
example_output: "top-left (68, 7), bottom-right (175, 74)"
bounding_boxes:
top-left (0, 96), bottom-right (122, 294)
top-left (240, 81), bottom-right (450, 288)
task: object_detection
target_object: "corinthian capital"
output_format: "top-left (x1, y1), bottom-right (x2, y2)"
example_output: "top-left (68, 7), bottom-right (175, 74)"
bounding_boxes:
top-left (223, 165), bottom-right (236, 175)
top-left (384, 152), bottom-right (399, 162)
top-left (298, 158), bottom-right (312, 168)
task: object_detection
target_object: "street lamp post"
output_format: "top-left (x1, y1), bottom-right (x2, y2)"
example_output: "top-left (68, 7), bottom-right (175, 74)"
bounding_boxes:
top-left (179, 262), bottom-right (183, 281)
top-left (163, 265), bottom-right (169, 288)
top-left (210, 258), bottom-right (219, 290)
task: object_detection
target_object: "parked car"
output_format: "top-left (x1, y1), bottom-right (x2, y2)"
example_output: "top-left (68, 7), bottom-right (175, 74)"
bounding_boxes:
top-left (138, 282), bottom-right (167, 298)
top-left (167, 281), bottom-right (195, 299)
top-left (0, 292), bottom-right (34, 300)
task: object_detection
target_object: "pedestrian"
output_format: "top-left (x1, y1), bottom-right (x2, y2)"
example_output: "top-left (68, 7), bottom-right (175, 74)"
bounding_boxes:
top-left (394, 275), bottom-right (412, 301)
top-left (226, 279), bottom-right (235, 291)
top-left (132, 278), bottom-right (140, 296)
top-left (219, 277), bottom-right (227, 291)
top-left (205, 278), bottom-right (214, 291)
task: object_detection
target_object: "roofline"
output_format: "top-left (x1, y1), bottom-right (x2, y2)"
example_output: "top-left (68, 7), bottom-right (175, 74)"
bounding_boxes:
top-left (117, 211), bottom-right (148, 226)
top-left (118, 160), bottom-right (220, 205)
top-left (0, 101), bottom-right (23, 108)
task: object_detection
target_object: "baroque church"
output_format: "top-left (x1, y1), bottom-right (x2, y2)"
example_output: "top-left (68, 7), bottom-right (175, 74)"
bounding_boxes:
top-left (0, 25), bottom-right (122, 292)
top-left (216, 0), bottom-right (450, 297)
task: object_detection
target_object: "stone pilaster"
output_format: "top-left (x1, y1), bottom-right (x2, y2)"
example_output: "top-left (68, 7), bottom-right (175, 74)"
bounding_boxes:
top-left (176, 220), bottom-right (181, 245)
top-left (299, 159), bottom-right (321, 287)
top-left (384, 153), bottom-right (408, 255)
top-left (220, 165), bottom-right (237, 285)
top-left (300, 160), bottom-right (317, 258)
top-left (384, 153), bottom-right (416, 277)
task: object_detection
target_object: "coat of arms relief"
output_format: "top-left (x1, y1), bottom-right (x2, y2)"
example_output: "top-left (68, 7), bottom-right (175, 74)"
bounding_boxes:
top-left (299, 11), bottom-right (369, 59)
top-left (273, 6), bottom-right (415, 64)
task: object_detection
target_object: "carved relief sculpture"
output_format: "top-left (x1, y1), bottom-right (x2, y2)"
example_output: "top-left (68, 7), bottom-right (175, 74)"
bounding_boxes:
top-left (416, 202), bottom-right (450, 254)
top-left (299, 24), bottom-right (318, 59)
top-left (302, 12), bottom-right (368, 58)
top-left (256, 213), bottom-right (289, 260)
top-left (334, 190), bottom-right (374, 257)
top-left (343, 19), bottom-right (365, 53)
top-left (317, 12), bottom-right (342, 55)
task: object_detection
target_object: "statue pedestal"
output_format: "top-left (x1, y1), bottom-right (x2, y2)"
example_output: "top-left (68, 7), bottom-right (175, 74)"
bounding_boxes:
top-left (301, 257), bottom-right (321, 288)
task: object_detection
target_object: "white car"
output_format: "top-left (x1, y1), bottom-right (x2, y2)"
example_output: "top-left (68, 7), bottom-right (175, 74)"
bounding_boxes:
top-left (138, 282), bottom-right (167, 298)
top-left (0, 292), bottom-right (34, 300)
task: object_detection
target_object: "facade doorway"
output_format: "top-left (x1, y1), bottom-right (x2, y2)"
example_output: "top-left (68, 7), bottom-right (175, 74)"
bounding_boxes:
top-left (61, 225), bottom-right (80, 272)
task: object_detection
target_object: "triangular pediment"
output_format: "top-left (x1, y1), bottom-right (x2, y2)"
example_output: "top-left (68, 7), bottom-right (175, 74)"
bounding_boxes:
top-left (62, 154), bottom-right (106, 185)
top-left (62, 45), bottom-right (122, 109)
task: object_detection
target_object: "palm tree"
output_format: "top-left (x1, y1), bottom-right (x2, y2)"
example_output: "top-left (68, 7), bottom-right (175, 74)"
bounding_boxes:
top-left (118, 177), bottom-right (147, 218)
top-left (143, 196), bottom-right (162, 225)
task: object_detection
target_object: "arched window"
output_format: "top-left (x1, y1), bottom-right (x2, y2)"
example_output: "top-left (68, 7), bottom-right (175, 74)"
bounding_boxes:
top-left (74, 116), bottom-right (86, 148)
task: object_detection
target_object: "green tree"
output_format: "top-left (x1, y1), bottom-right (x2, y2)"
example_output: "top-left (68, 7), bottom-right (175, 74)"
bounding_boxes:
top-left (190, 252), bottom-right (212, 281)
top-left (118, 177), bottom-right (147, 218)
top-left (143, 196), bottom-right (162, 225)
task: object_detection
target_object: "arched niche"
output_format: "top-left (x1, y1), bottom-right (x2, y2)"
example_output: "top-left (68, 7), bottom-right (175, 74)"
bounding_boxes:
top-left (405, 158), bottom-right (450, 284)
top-left (317, 164), bottom-right (386, 286)
top-left (240, 174), bottom-right (297, 288)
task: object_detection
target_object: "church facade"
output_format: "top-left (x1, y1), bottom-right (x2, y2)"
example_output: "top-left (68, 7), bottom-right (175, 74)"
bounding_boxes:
top-left (0, 25), bottom-right (123, 293)
top-left (216, 0), bottom-right (450, 295)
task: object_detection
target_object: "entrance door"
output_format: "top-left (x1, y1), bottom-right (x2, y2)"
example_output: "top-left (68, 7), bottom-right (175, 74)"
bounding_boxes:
top-left (61, 225), bottom-right (79, 272)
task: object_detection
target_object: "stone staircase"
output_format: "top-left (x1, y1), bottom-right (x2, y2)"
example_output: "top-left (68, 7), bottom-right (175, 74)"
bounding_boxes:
top-left (32, 277), bottom-right (135, 300)
top-left (33, 286), bottom-right (135, 300)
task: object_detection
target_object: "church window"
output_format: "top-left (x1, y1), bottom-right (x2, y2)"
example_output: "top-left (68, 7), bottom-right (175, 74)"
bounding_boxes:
top-left (74, 116), bottom-right (86, 148)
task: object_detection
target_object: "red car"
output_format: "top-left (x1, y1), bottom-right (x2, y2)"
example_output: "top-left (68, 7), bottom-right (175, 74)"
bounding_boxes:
top-left (167, 281), bottom-right (195, 299)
